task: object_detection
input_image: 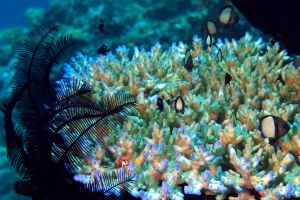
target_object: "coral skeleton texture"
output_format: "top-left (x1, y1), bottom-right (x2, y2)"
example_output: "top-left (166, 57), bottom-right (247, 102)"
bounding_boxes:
top-left (63, 33), bottom-right (300, 199)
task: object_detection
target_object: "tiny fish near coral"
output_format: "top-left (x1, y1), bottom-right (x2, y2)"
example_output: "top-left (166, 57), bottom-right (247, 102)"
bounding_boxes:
top-left (98, 18), bottom-right (104, 34)
top-left (183, 49), bottom-right (193, 72)
top-left (205, 34), bottom-right (215, 47)
top-left (218, 5), bottom-right (239, 28)
top-left (216, 47), bottom-right (222, 62)
top-left (97, 44), bottom-right (110, 55)
top-left (172, 96), bottom-right (185, 113)
top-left (202, 20), bottom-right (219, 35)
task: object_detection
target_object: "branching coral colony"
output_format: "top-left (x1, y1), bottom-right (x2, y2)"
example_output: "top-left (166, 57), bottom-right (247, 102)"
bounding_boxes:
top-left (62, 32), bottom-right (300, 200)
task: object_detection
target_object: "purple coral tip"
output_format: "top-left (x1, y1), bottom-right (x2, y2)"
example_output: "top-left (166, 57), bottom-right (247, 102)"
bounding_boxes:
top-left (161, 159), bottom-right (168, 171)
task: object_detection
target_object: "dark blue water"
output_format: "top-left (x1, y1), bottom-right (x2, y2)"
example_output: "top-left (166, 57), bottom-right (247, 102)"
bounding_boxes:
top-left (0, 0), bottom-right (50, 29)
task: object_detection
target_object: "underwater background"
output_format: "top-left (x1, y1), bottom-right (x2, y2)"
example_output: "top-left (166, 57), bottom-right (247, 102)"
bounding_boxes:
top-left (1, 0), bottom-right (299, 200)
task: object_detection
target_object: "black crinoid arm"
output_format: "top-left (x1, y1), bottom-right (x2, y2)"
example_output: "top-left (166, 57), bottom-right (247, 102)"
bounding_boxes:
top-left (0, 22), bottom-right (138, 199)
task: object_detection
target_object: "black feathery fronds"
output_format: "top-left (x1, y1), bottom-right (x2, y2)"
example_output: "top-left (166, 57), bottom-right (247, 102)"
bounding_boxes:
top-left (12, 21), bottom-right (60, 97)
top-left (43, 34), bottom-right (76, 84)
top-left (26, 36), bottom-right (76, 115)
top-left (14, 22), bottom-right (61, 128)
top-left (85, 169), bottom-right (137, 197)
top-left (17, 31), bottom-right (76, 133)
top-left (1, 21), bottom-right (138, 199)
top-left (13, 180), bottom-right (32, 196)
top-left (20, 79), bottom-right (94, 165)
top-left (1, 22), bottom-right (60, 142)
top-left (18, 80), bottom-right (93, 156)
top-left (0, 93), bottom-right (36, 197)
top-left (0, 22), bottom-right (77, 198)
top-left (5, 128), bottom-right (28, 175)
top-left (27, 34), bottom-right (77, 113)
top-left (49, 92), bottom-right (136, 175)
top-left (0, 100), bottom-right (30, 178)
top-left (52, 79), bottom-right (94, 109)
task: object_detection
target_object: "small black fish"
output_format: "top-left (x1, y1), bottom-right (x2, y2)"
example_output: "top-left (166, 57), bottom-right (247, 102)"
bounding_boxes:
top-left (202, 20), bottom-right (219, 35)
top-left (156, 97), bottom-right (164, 112)
top-left (98, 18), bottom-right (104, 34)
top-left (183, 49), bottom-right (193, 72)
top-left (205, 35), bottom-right (215, 48)
top-left (97, 45), bottom-right (110, 55)
top-left (173, 96), bottom-right (185, 113)
top-left (218, 5), bottom-right (239, 28)
top-left (258, 115), bottom-right (290, 144)
top-left (225, 73), bottom-right (232, 85)
top-left (216, 47), bottom-right (222, 62)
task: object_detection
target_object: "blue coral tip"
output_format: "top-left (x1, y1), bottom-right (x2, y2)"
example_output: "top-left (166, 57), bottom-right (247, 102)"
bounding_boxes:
top-left (286, 183), bottom-right (293, 192)
top-left (275, 191), bottom-right (282, 197)
top-left (235, 186), bottom-right (243, 193)
top-left (184, 186), bottom-right (192, 194)
top-left (255, 185), bottom-right (264, 192)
